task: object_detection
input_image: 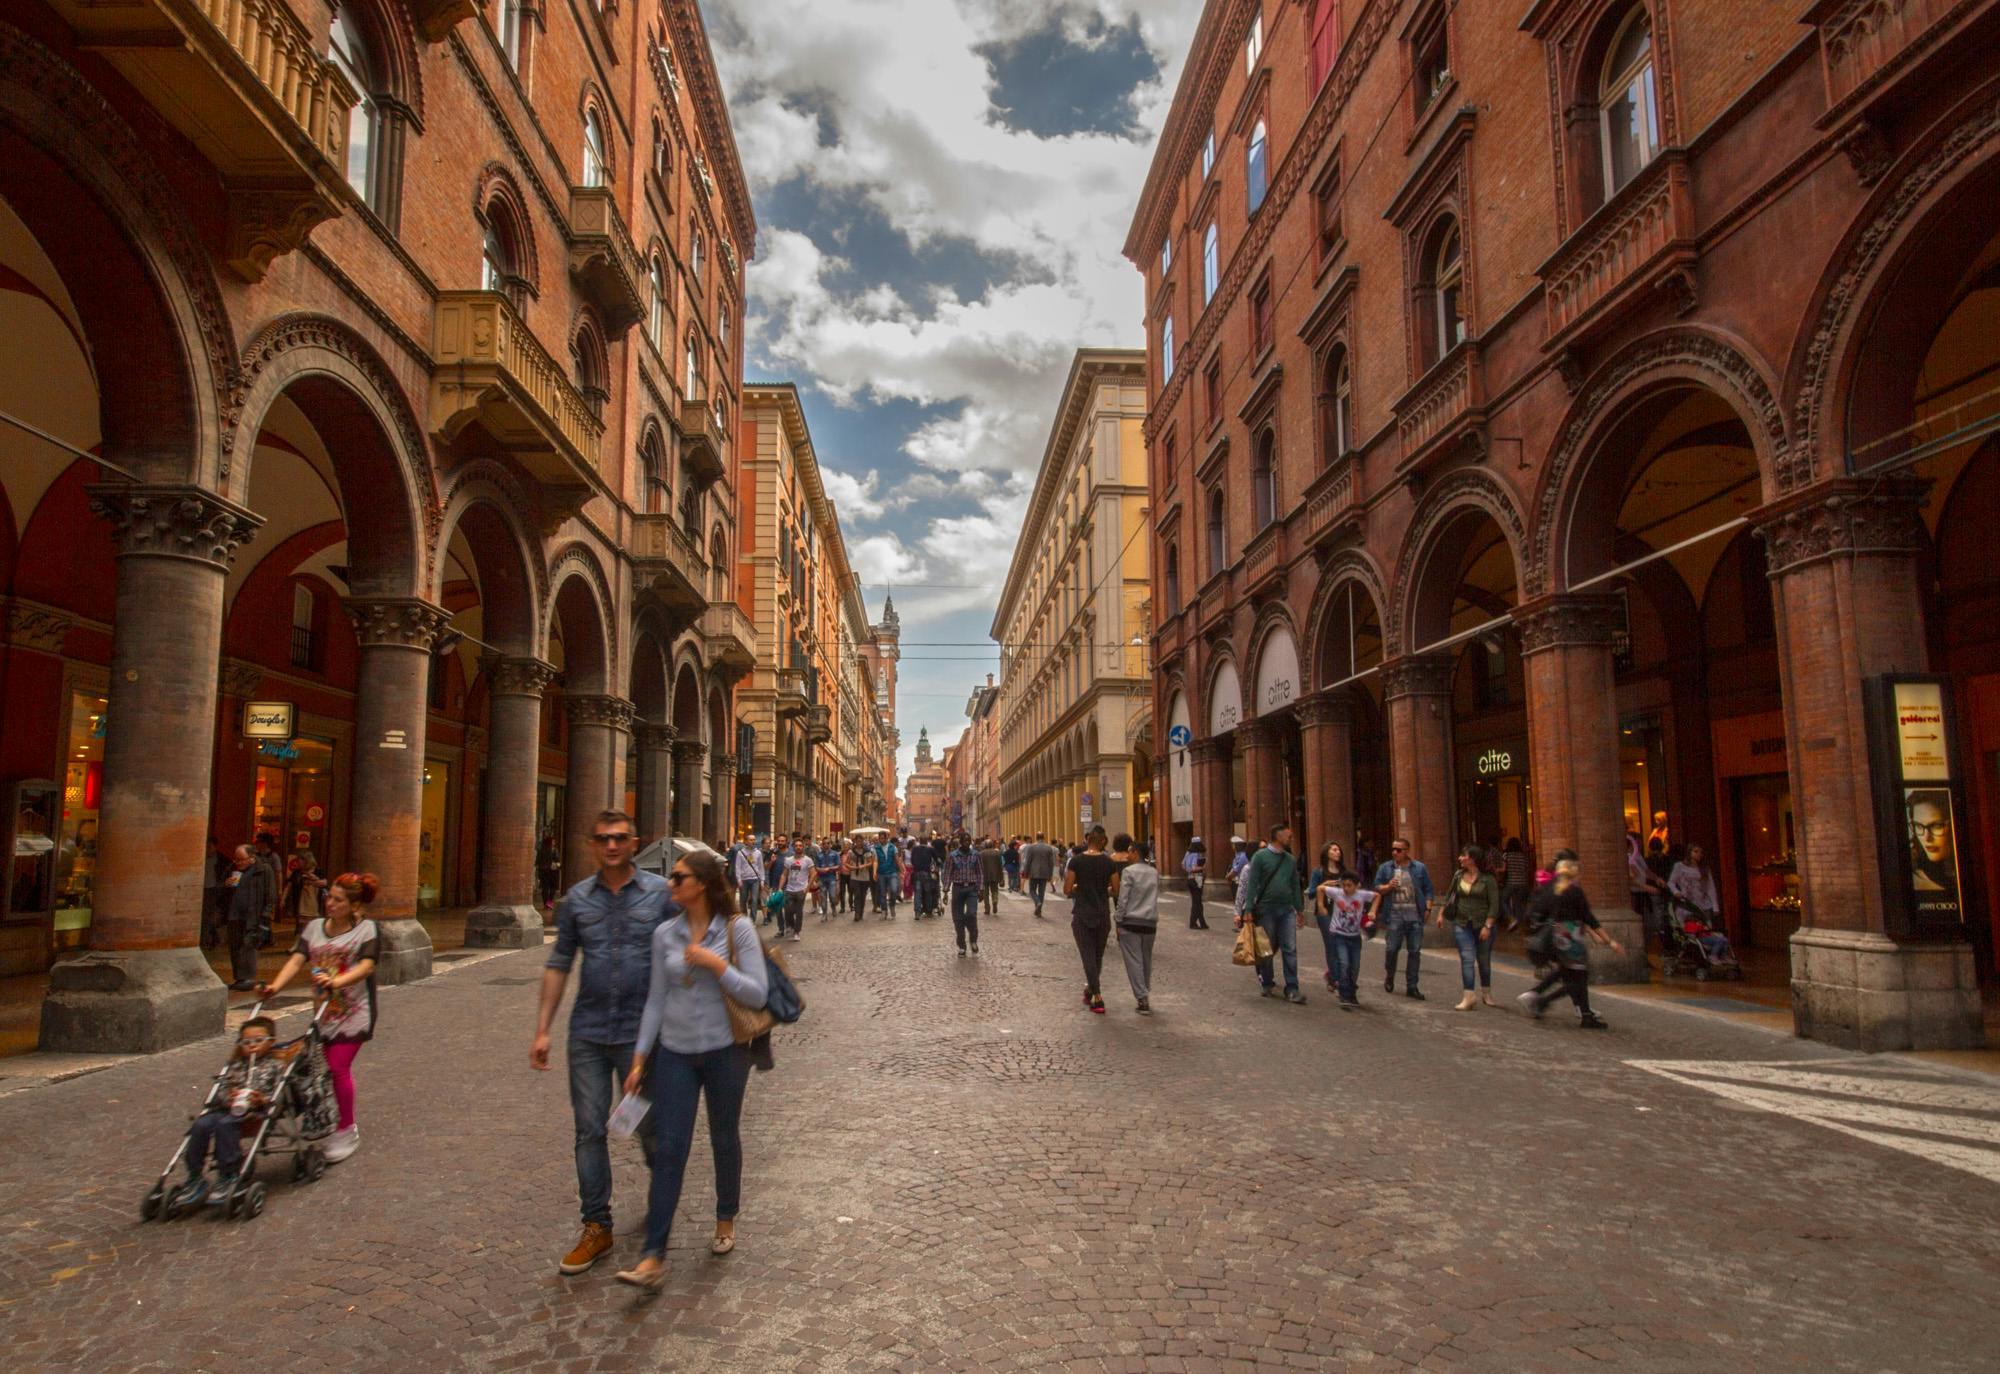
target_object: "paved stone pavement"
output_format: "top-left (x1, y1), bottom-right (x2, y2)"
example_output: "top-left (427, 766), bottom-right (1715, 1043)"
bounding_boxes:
top-left (3, 884), bottom-right (1998, 1373)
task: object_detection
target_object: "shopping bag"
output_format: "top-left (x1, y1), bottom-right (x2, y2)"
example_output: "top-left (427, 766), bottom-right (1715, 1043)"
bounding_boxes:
top-left (1231, 921), bottom-right (1258, 966)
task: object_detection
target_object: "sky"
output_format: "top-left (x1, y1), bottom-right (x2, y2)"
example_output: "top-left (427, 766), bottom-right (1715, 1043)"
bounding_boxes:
top-left (703, 0), bottom-right (1200, 794)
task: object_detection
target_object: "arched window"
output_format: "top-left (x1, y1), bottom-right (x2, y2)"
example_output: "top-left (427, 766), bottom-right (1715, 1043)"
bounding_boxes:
top-left (482, 220), bottom-right (511, 294)
top-left (651, 116), bottom-right (671, 182)
top-left (647, 254), bottom-right (666, 347)
top-left (1418, 217), bottom-right (1465, 369)
top-left (1246, 120), bottom-right (1269, 214)
top-left (709, 525), bottom-right (729, 600)
top-left (1206, 489), bottom-right (1226, 576)
top-left (571, 318), bottom-right (608, 417)
top-left (1161, 315), bottom-right (1176, 383)
top-left (1251, 431), bottom-right (1277, 530)
top-left (583, 105), bottom-right (609, 187)
top-left (691, 227), bottom-right (705, 283)
top-left (684, 331), bottom-right (702, 399)
top-left (1244, 11), bottom-right (1263, 71)
top-left (1164, 545), bottom-right (1181, 617)
top-left (329, 7), bottom-right (382, 212)
top-left (639, 427), bottom-right (668, 513)
top-left (679, 467), bottom-right (701, 539)
top-left (1202, 223), bottom-right (1219, 303)
top-left (1324, 344), bottom-right (1351, 460)
top-left (1599, 8), bottom-right (1659, 198)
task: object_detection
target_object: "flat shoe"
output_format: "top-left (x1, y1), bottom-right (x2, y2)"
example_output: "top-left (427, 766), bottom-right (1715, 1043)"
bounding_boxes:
top-left (614, 1262), bottom-right (668, 1291)
top-left (710, 1233), bottom-right (735, 1256)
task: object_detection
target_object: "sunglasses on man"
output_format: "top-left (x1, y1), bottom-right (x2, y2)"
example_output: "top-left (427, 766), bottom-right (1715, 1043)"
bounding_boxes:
top-left (591, 831), bottom-right (634, 845)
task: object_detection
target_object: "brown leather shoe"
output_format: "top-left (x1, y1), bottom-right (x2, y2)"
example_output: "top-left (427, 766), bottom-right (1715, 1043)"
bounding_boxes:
top-left (559, 1222), bottom-right (614, 1275)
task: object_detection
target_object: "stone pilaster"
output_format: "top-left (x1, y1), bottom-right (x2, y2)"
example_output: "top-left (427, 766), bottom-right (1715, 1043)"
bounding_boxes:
top-left (466, 656), bottom-right (555, 949)
top-left (1238, 717), bottom-right (1288, 843)
top-left (1380, 654), bottom-right (1456, 949)
top-left (1190, 735), bottom-right (1237, 900)
top-left (42, 485), bottom-right (261, 1054)
top-left (1298, 692), bottom-right (1355, 859)
top-left (672, 738), bottom-right (708, 838)
top-left (562, 694), bottom-right (635, 887)
top-left (636, 722), bottom-right (677, 844)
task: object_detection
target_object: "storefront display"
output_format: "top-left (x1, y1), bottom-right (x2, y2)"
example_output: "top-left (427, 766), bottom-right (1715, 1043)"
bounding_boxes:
top-left (1458, 738), bottom-right (1532, 855)
top-left (54, 691), bottom-right (107, 950)
top-left (418, 759), bottom-right (451, 907)
top-left (253, 735), bottom-right (333, 863)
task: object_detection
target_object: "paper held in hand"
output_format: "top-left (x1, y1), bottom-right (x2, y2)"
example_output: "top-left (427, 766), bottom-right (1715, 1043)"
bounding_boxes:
top-left (607, 1091), bottom-right (649, 1138)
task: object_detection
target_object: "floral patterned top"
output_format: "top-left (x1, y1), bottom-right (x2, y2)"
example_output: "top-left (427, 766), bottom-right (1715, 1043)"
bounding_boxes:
top-left (292, 917), bottom-right (381, 1043)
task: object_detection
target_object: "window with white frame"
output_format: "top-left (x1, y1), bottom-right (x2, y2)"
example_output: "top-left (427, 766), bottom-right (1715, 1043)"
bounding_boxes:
top-left (1202, 223), bottom-right (1219, 303)
top-left (583, 106), bottom-right (609, 187)
top-left (1160, 235), bottom-right (1172, 276)
top-left (1161, 315), bottom-right (1176, 383)
top-left (1599, 8), bottom-right (1659, 198)
top-left (1201, 130), bottom-right (1216, 179)
top-left (1246, 120), bottom-right (1269, 214)
top-left (648, 255), bottom-right (666, 347)
top-left (1244, 11), bottom-right (1263, 72)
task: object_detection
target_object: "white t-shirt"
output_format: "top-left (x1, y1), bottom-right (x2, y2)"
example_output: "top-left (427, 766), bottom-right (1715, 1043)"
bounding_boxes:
top-left (1321, 888), bottom-right (1376, 938)
top-left (782, 853), bottom-right (814, 894)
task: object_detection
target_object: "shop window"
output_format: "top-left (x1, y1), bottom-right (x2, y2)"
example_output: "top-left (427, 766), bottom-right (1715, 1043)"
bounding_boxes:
top-left (1323, 344), bottom-right (1351, 461)
top-left (1202, 223), bottom-right (1219, 303)
top-left (1598, 7), bottom-right (1660, 199)
top-left (1251, 431), bottom-right (1277, 530)
top-left (583, 105), bottom-right (610, 188)
top-left (1161, 315), bottom-right (1176, 384)
top-left (50, 692), bottom-right (109, 946)
top-left (1250, 275), bottom-right (1273, 357)
top-left (1417, 216), bottom-right (1466, 370)
top-left (1310, 0), bottom-right (1343, 89)
top-left (1246, 120), bottom-right (1269, 215)
top-left (291, 582), bottom-right (318, 670)
top-left (1411, 3), bottom-right (1452, 119)
top-left (254, 736), bottom-right (336, 875)
top-left (1206, 488), bottom-right (1226, 576)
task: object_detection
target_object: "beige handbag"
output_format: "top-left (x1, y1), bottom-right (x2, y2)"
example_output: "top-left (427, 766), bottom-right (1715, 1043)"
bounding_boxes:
top-left (715, 917), bottom-right (776, 1045)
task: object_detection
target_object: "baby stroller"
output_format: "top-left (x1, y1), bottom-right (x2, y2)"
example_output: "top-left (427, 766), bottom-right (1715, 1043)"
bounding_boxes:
top-left (139, 1001), bottom-right (339, 1223)
top-left (1659, 894), bottom-right (1743, 981)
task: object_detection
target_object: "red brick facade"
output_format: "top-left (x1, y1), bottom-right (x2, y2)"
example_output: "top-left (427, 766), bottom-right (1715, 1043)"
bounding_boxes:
top-left (1130, 0), bottom-right (2000, 1048)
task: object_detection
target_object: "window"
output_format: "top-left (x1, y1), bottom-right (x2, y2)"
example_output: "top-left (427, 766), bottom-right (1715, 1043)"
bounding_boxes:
top-left (1310, 0), bottom-right (1343, 89)
top-left (1164, 545), bottom-right (1181, 617)
top-left (1202, 223), bottom-right (1219, 303)
top-left (571, 321), bottom-right (608, 417)
top-left (679, 466), bottom-right (701, 539)
top-left (1203, 357), bottom-right (1221, 426)
top-left (1429, 220), bottom-right (1465, 363)
top-left (718, 301), bottom-right (730, 352)
top-left (1250, 278), bottom-right (1273, 356)
top-left (1246, 120), bottom-right (1269, 214)
top-left (1159, 235), bottom-right (1172, 276)
top-left (291, 583), bottom-right (317, 670)
top-left (1251, 432), bottom-right (1276, 530)
top-left (640, 429), bottom-right (668, 513)
top-left (690, 228), bottom-right (704, 283)
top-left (482, 221), bottom-right (511, 294)
top-left (651, 117), bottom-right (671, 183)
top-left (1599, 8), bottom-right (1659, 198)
top-left (497, 0), bottom-right (524, 70)
top-left (1315, 160), bottom-right (1344, 260)
top-left (1162, 432), bottom-right (1177, 483)
top-left (1413, 7), bottom-right (1451, 115)
top-left (329, 8), bottom-right (379, 209)
top-left (684, 331), bottom-right (701, 399)
top-left (583, 106), bottom-right (609, 187)
top-left (1244, 11), bottom-right (1263, 72)
top-left (647, 255), bottom-right (666, 347)
top-left (1201, 130), bottom-right (1216, 179)
top-left (1161, 316), bottom-right (1176, 383)
top-left (1324, 345), bottom-right (1351, 460)
top-left (1206, 489), bottom-right (1226, 576)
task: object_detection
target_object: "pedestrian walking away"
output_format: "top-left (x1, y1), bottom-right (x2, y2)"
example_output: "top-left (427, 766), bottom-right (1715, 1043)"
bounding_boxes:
top-left (1021, 831), bottom-right (1058, 917)
top-left (615, 848), bottom-right (768, 1291)
top-left (1519, 853), bottom-right (1623, 1029)
top-left (221, 842), bottom-right (276, 990)
top-left (1064, 827), bottom-right (1119, 1013)
top-left (1004, 838), bottom-right (1021, 893)
top-left (1373, 838), bottom-right (1433, 1000)
top-left (1242, 823), bottom-right (1306, 1003)
top-left (845, 838), bottom-right (877, 920)
top-left (529, 810), bottom-right (670, 1276)
top-left (947, 833), bottom-right (983, 956)
top-left (1439, 844), bottom-right (1502, 1010)
top-left (978, 839), bottom-right (1004, 916)
top-left (906, 833), bottom-right (938, 919)
top-left (1113, 840), bottom-right (1160, 1014)
top-left (258, 871), bottom-right (381, 1163)
top-left (814, 840), bottom-right (839, 919)
top-left (1181, 837), bottom-right (1208, 928)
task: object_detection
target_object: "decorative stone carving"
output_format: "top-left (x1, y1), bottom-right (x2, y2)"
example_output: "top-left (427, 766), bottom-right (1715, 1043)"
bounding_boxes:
top-left (1838, 119), bottom-right (1895, 187)
top-left (1513, 593), bottom-right (1624, 655)
top-left (1388, 469), bottom-right (1528, 654)
top-left (1657, 264), bottom-right (1699, 317)
top-left (484, 655), bottom-right (557, 698)
top-left (671, 738), bottom-right (708, 765)
top-left (636, 722), bottom-right (678, 752)
top-left (223, 189), bottom-right (336, 285)
top-left (565, 694), bottom-right (636, 730)
top-left (5, 600), bottom-right (72, 653)
top-left (345, 597), bottom-right (451, 649)
top-left (1237, 717), bottom-right (1283, 749)
top-left (1188, 736), bottom-right (1234, 765)
top-left (1377, 654), bottom-right (1453, 701)
top-left (1296, 692), bottom-right (1352, 728)
top-left (219, 657), bottom-right (266, 699)
top-left (88, 484), bottom-right (262, 568)
top-left (1753, 477), bottom-right (1928, 577)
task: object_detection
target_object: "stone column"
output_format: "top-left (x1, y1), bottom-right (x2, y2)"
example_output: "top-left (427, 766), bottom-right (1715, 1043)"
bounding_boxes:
top-left (1191, 736), bottom-right (1236, 900)
top-left (1153, 756), bottom-right (1172, 866)
top-left (1515, 594), bottom-right (1647, 981)
top-left (343, 597), bottom-right (451, 985)
top-left (1299, 692), bottom-right (1355, 857)
top-left (563, 695), bottom-right (634, 880)
top-left (40, 485), bottom-right (260, 1053)
top-left (635, 722), bottom-right (677, 843)
top-left (1756, 478), bottom-right (1982, 1049)
top-left (673, 739), bottom-right (708, 838)
top-left (1381, 654), bottom-right (1455, 947)
top-left (1238, 717), bottom-right (1287, 842)
top-left (466, 656), bottom-right (554, 948)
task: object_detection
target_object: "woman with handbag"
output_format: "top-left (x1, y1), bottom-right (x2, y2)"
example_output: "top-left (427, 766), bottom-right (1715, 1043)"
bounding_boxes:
top-left (617, 848), bottom-right (769, 1290)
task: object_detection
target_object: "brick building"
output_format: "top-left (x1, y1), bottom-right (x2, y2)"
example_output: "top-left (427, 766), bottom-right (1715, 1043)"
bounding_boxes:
top-left (0, 0), bottom-right (753, 1052)
top-left (1128, 0), bottom-right (1999, 1049)
top-left (903, 726), bottom-right (946, 834)
top-left (860, 594), bottom-right (902, 822)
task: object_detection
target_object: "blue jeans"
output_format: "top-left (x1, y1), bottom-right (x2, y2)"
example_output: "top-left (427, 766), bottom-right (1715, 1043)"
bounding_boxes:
top-left (1382, 916), bottom-right (1423, 991)
top-left (1255, 907), bottom-right (1299, 993)
top-left (569, 1037), bottom-right (654, 1227)
top-left (642, 1043), bottom-right (752, 1259)
top-left (1027, 877), bottom-right (1048, 913)
top-left (1327, 932), bottom-right (1362, 1002)
top-left (738, 880), bottom-right (763, 920)
top-left (951, 886), bottom-right (980, 948)
top-left (913, 872), bottom-right (939, 915)
top-left (1453, 923), bottom-right (1494, 990)
top-left (878, 872), bottom-right (899, 912)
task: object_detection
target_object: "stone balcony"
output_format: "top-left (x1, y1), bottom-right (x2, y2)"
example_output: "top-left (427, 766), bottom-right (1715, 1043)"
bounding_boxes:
top-left (1241, 521), bottom-right (1288, 601)
top-left (806, 703), bottom-right (832, 745)
top-left (1539, 150), bottom-right (1696, 354)
top-left (1302, 455), bottom-right (1361, 550)
top-left (52, 0), bottom-right (357, 281)
top-left (568, 186), bottom-right (646, 337)
top-left (700, 602), bottom-right (757, 675)
top-left (631, 514), bottom-right (708, 630)
top-left (775, 666), bottom-right (810, 719)
top-left (432, 292), bottom-right (605, 502)
top-left (677, 400), bottom-right (727, 485)
top-left (1806, 0), bottom-right (1975, 121)
top-left (1393, 342), bottom-right (1487, 477)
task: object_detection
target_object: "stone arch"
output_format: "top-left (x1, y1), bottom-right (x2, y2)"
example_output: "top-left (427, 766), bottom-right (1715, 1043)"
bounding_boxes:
top-left (342, 0), bottom-right (426, 129)
top-left (669, 653), bottom-right (703, 741)
top-left (1245, 601), bottom-right (1304, 715)
top-left (1390, 468), bottom-right (1528, 655)
top-left (1303, 549), bottom-right (1390, 691)
top-left (0, 20), bottom-right (233, 485)
top-left (545, 541), bottom-right (617, 693)
top-left (435, 459), bottom-right (545, 613)
top-left (226, 314), bottom-right (435, 595)
top-left (629, 625), bottom-right (671, 725)
top-left (1531, 325), bottom-right (1790, 596)
top-left (1202, 642), bottom-right (1244, 737)
top-left (474, 162), bottom-right (539, 293)
top-left (1789, 84), bottom-right (2000, 486)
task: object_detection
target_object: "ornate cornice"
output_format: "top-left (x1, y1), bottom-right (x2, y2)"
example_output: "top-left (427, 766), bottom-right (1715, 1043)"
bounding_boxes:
top-left (1752, 476), bottom-right (1928, 576)
top-left (565, 694), bottom-right (636, 730)
top-left (346, 597), bottom-right (452, 649)
top-left (1513, 592), bottom-right (1624, 655)
top-left (89, 484), bottom-right (261, 567)
top-left (5, 600), bottom-right (72, 653)
top-left (485, 655), bottom-right (557, 698)
top-left (219, 657), bottom-right (266, 699)
top-left (1189, 736), bottom-right (1234, 764)
top-left (1378, 653), bottom-right (1454, 701)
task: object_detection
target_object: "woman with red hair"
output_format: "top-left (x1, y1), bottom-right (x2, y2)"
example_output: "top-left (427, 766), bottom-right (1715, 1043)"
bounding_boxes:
top-left (259, 871), bottom-right (382, 1162)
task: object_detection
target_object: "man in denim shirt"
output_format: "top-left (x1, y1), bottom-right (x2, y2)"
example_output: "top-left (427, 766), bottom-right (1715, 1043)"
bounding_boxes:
top-left (1373, 837), bottom-right (1435, 999)
top-left (529, 808), bottom-right (673, 1276)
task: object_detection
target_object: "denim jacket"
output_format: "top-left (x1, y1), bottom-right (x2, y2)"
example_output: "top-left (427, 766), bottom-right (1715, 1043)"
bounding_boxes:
top-left (1372, 859), bottom-right (1434, 921)
top-left (546, 869), bottom-right (675, 1044)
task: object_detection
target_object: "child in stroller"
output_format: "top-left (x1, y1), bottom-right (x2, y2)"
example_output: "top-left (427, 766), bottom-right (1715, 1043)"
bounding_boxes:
top-left (142, 1004), bottom-right (337, 1222)
top-left (1659, 894), bottom-right (1742, 980)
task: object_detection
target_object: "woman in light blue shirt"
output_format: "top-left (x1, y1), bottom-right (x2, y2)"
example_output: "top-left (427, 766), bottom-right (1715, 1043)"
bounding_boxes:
top-left (616, 848), bottom-right (767, 1290)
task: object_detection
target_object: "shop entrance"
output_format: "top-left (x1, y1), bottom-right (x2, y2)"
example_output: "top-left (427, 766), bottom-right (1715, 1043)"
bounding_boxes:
top-left (252, 735), bottom-right (335, 865)
top-left (54, 689), bottom-right (108, 954)
top-left (417, 759), bottom-right (452, 909)
top-left (1459, 738), bottom-right (1531, 856)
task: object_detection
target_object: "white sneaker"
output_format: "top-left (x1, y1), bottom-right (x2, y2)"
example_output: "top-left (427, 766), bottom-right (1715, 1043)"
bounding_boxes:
top-left (323, 1126), bottom-right (360, 1163)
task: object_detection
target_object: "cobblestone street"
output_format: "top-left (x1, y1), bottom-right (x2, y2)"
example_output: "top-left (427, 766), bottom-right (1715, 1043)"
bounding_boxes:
top-left (3, 886), bottom-right (1998, 1373)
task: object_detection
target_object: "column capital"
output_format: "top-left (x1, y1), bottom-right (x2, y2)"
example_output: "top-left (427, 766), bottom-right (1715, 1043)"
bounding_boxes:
top-left (1513, 592), bottom-right (1624, 656)
top-left (1237, 716), bottom-right (1284, 749)
top-left (1752, 475), bottom-right (1928, 577)
top-left (484, 655), bottom-right (557, 699)
top-left (1378, 653), bottom-right (1453, 701)
top-left (672, 738), bottom-right (709, 765)
top-left (636, 721), bottom-right (678, 751)
top-left (1189, 736), bottom-right (1233, 765)
top-left (89, 483), bottom-right (261, 569)
top-left (1296, 691), bottom-right (1353, 728)
top-left (345, 597), bottom-right (451, 649)
top-left (565, 694), bottom-right (636, 730)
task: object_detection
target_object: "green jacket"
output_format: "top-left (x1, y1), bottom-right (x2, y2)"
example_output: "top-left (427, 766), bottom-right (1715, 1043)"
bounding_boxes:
top-left (1244, 847), bottom-right (1302, 917)
top-left (1441, 871), bottom-right (1501, 926)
